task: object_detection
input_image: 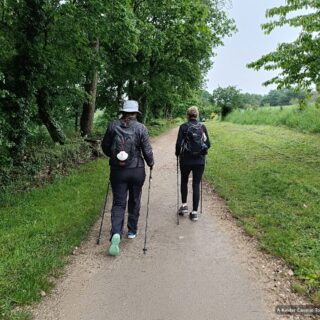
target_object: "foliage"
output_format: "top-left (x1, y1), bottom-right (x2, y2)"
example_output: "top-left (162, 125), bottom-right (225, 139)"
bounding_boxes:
top-left (205, 121), bottom-right (320, 302)
top-left (261, 89), bottom-right (306, 107)
top-left (0, 138), bottom-right (93, 202)
top-left (226, 105), bottom-right (320, 134)
top-left (197, 90), bottom-right (216, 119)
top-left (240, 92), bottom-right (264, 108)
top-left (117, 0), bottom-right (236, 121)
top-left (208, 87), bottom-right (309, 115)
top-left (248, 1), bottom-right (320, 90)
top-left (0, 0), bottom-right (235, 172)
top-left (146, 118), bottom-right (183, 137)
top-left (211, 86), bottom-right (244, 118)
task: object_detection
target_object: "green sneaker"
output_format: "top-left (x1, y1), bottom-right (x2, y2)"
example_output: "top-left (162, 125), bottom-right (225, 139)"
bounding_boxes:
top-left (108, 233), bottom-right (121, 256)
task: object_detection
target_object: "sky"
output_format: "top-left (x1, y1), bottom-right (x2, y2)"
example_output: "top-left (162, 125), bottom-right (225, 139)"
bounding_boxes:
top-left (205, 0), bottom-right (300, 95)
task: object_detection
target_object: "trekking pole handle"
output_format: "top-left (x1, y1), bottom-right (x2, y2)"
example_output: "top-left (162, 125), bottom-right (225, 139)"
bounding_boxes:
top-left (149, 167), bottom-right (153, 181)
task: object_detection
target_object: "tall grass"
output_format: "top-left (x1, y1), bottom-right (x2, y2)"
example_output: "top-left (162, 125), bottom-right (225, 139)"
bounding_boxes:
top-left (226, 106), bottom-right (320, 134)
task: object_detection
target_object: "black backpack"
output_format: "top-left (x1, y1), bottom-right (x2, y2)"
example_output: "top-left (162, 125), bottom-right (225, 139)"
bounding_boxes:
top-left (181, 122), bottom-right (208, 157)
top-left (110, 120), bottom-right (138, 167)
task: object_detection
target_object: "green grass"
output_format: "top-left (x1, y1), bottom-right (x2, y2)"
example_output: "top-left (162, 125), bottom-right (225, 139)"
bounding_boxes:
top-left (205, 121), bottom-right (320, 301)
top-left (0, 159), bottom-right (109, 319)
top-left (226, 105), bottom-right (320, 134)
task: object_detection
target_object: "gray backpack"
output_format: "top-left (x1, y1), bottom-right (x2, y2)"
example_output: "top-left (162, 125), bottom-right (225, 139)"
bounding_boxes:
top-left (182, 123), bottom-right (208, 157)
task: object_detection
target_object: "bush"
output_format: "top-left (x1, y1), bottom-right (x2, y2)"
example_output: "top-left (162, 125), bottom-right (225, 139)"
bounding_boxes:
top-left (0, 138), bottom-right (93, 201)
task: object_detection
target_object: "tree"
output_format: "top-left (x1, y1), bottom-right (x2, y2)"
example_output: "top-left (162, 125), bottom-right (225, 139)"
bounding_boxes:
top-left (0, 0), bottom-right (63, 162)
top-left (0, 0), bottom-right (90, 151)
top-left (122, 0), bottom-right (236, 121)
top-left (211, 86), bottom-right (243, 119)
top-left (261, 89), bottom-right (307, 106)
top-left (96, 0), bottom-right (140, 117)
top-left (248, 1), bottom-right (320, 91)
top-left (241, 92), bottom-right (263, 108)
top-left (0, 0), bottom-right (235, 167)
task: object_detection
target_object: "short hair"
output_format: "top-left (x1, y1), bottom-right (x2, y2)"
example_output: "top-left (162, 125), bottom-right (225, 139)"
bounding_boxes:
top-left (187, 106), bottom-right (199, 119)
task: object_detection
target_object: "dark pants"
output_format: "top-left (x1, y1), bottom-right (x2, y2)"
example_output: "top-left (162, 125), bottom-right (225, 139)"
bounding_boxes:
top-left (110, 167), bottom-right (146, 237)
top-left (180, 164), bottom-right (204, 211)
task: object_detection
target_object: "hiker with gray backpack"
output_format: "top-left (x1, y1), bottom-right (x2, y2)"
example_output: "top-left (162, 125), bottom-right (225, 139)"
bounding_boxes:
top-left (101, 100), bottom-right (154, 256)
top-left (175, 106), bottom-right (211, 221)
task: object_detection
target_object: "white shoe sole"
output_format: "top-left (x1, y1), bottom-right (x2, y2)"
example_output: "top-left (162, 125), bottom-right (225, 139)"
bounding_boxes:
top-left (190, 213), bottom-right (198, 221)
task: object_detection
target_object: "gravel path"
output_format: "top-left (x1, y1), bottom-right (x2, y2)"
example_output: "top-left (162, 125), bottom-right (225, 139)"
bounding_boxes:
top-left (32, 127), bottom-right (312, 320)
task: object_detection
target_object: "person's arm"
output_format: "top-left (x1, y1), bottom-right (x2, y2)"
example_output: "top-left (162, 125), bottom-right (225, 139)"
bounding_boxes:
top-left (203, 125), bottom-right (211, 149)
top-left (175, 125), bottom-right (184, 157)
top-left (101, 122), bottom-right (114, 157)
top-left (140, 125), bottom-right (154, 168)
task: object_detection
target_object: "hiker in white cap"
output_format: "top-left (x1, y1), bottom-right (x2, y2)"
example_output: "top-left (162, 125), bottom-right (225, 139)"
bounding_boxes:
top-left (101, 100), bottom-right (154, 256)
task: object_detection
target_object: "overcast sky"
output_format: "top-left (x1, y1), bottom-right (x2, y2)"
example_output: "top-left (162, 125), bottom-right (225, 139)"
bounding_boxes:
top-left (205, 0), bottom-right (300, 95)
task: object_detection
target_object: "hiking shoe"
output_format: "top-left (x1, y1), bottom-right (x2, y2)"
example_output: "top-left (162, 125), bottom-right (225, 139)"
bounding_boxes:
top-left (189, 211), bottom-right (198, 221)
top-left (127, 231), bottom-right (137, 239)
top-left (178, 205), bottom-right (188, 216)
top-left (108, 233), bottom-right (121, 256)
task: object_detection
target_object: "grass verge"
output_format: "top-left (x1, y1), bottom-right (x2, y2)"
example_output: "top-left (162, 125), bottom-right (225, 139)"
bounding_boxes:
top-left (0, 159), bottom-right (109, 320)
top-left (226, 105), bottom-right (320, 134)
top-left (147, 118), bottom-right (183, 137)
top-left (205, 121), bottom-right (320, 302)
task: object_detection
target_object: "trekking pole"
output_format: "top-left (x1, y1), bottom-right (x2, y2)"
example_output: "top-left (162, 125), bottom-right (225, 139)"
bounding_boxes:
top-left (200, 178), bottom-right (203, 215)
top-left (97, 180), bottom-right (110, 245)
top-left (201, 157), bottom-right (207, 215)
top-left (176, 156), bottom-right (180, 225)
top-left (143, 168), bottom-right (153, 254)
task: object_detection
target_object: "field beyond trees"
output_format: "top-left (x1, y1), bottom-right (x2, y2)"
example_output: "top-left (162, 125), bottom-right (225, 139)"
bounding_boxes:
top-left (226, 105), bottom-right (320, 134)
top-left (205, 121), bottom-right (320, 303)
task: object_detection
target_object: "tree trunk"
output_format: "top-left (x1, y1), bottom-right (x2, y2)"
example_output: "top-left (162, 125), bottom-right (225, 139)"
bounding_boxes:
top-left (116, 81), bottom-right (124, 109)
top-left (6, 98), bottom-right (30, 164)
top-left (140, 95), bottom-right (148, 123)
top-left (80, 38), bottom-right (99, 137)
top-left (75, 110), bottom-right (79, 132)
top-left (127, 80), bottom-right (135, 100)
top-left (36, 87), bottom-right (66, 144)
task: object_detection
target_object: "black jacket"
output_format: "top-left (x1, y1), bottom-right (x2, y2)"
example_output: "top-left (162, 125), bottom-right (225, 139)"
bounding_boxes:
top-left (175, 119), bottom-right (211, 165)
top-left (101, 118), bottom-right (154, 168)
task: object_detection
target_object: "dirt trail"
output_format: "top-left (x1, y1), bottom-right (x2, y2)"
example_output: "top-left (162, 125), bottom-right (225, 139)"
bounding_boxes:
top-left (32, 127), bottom-right (310, 320)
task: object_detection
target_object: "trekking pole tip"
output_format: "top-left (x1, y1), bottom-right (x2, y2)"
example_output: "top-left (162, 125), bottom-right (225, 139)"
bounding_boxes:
top-left (143, 248), bottom-right (147, 254)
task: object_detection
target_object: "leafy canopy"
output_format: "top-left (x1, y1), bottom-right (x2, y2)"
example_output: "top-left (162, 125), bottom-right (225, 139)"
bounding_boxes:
top-left (248, 1), bottom-right (320, 90)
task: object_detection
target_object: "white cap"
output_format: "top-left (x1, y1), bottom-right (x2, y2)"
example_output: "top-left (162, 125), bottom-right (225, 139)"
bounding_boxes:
top-left (120, 100), bottom-right (141, 113)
